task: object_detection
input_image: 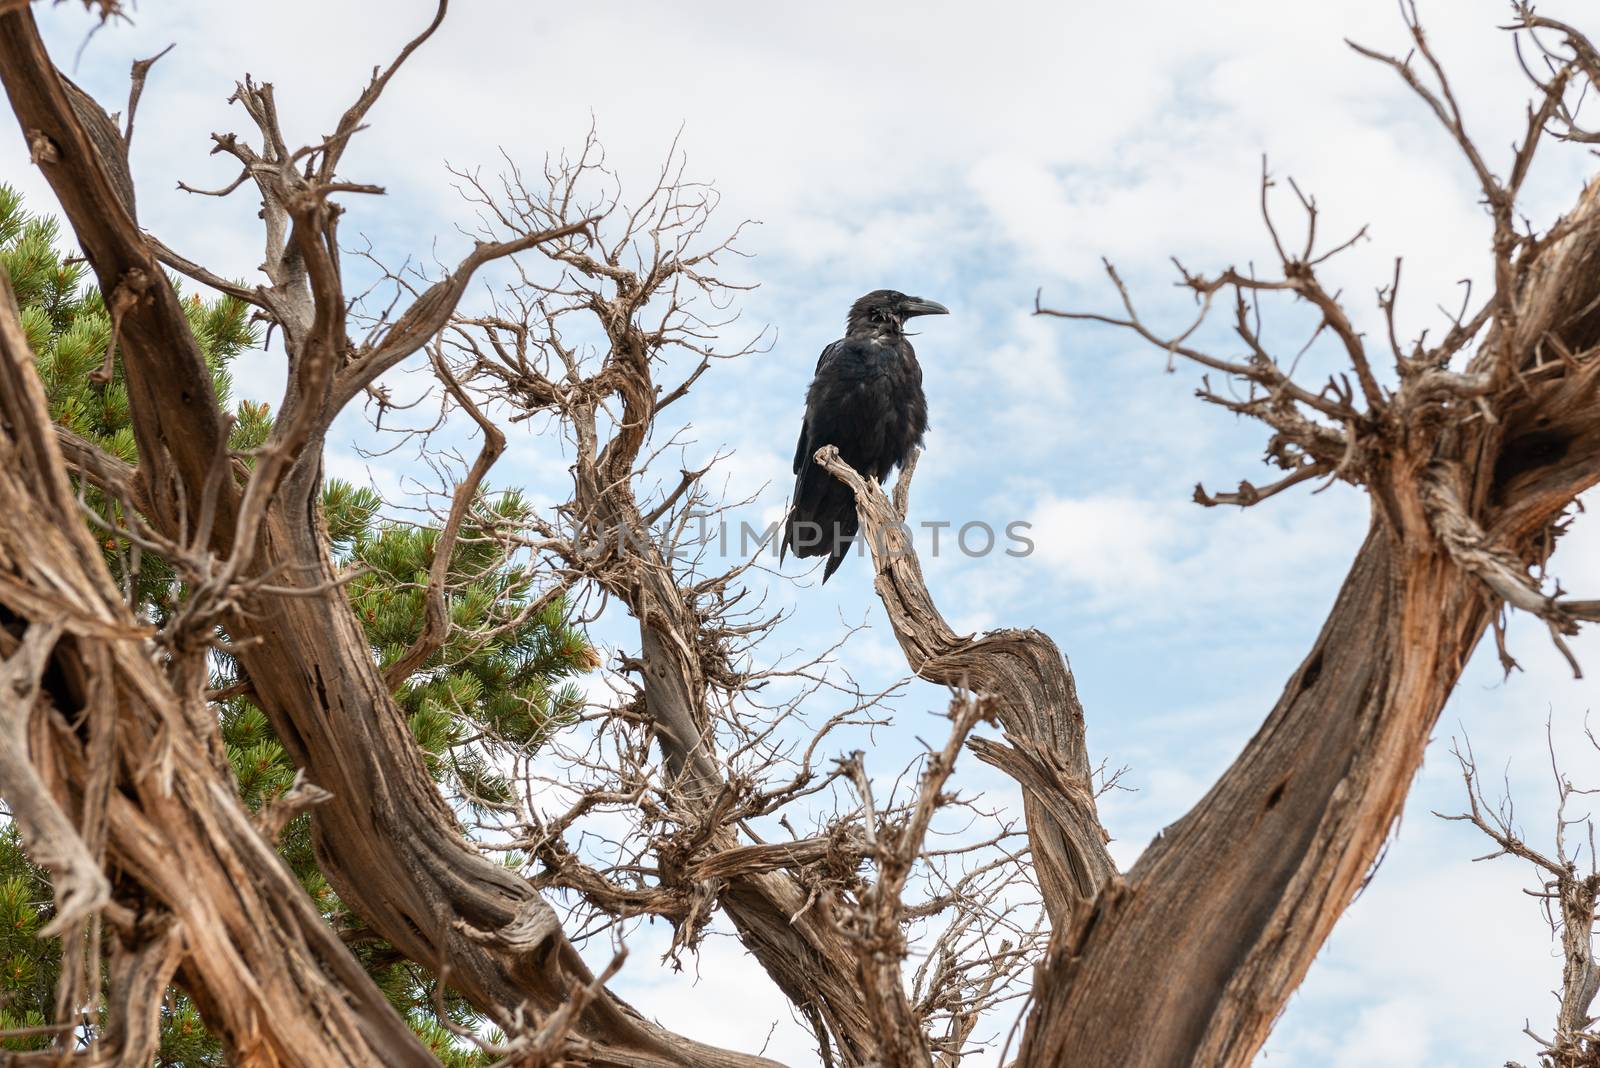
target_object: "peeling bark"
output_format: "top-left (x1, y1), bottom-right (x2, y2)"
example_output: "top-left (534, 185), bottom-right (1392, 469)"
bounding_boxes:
top-left (0, 271), bottom-right (439, 1067)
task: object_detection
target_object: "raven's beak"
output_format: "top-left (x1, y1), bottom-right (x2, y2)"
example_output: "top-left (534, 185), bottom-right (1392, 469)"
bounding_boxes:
top-left (902, 297), bottom-right (949, 318)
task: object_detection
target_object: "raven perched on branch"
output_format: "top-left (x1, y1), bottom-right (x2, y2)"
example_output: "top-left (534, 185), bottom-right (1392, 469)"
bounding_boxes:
top-left (782, 289), bottom-right (948, 582)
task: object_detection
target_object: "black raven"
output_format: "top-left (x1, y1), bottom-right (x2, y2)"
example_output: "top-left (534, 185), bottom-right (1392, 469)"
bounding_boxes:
top-left (782, 289), bottom-right (948, 582)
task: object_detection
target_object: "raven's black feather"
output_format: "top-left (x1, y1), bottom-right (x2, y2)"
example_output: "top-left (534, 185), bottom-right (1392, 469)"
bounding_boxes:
top-left (782, 290), bottom-right (945, 582)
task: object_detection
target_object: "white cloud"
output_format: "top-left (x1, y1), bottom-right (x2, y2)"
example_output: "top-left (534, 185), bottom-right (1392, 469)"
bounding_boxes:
top-left (1028, 494), bottom-right (1179, 593)
top-left (1335, 998), bottom-right (1433, 1068)
top-left (1022, 484), bottom-right (1369, 629)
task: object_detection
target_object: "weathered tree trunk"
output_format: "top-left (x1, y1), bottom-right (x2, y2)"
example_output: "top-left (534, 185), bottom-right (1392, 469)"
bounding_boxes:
top-left (1020, 527), bottom-right (1490, 1064)
top-left (0, 9), bottom-right (779, 1064)
top-left (815, 33), bottom-right (1600, 1063)
top-left (816, 448), bottom-right (1117, 930)
top-left (557, 336), bottom-right (882, 1063)
top-left (236, 499), bottom-right (773, 1067)
top-left (1016, 167), bottom-right (1600, 1066)
top-left (0, 272), bottom-right (439, 1067)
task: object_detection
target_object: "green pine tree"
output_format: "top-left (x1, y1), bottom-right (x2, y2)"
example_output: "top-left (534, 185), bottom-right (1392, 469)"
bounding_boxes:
top-left (0, 185), bottom-right (592, 1062)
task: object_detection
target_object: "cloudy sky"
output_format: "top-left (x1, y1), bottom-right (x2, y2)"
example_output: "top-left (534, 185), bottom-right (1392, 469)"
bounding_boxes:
top-left (9, 1), bottom-right (1600, 1064)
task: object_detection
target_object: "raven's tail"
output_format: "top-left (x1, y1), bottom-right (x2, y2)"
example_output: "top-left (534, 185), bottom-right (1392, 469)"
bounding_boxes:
top-left (782, 460), bottom-right (859, 583)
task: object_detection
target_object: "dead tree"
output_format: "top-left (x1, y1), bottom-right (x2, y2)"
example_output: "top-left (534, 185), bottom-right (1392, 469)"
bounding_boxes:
top-left (1, 1), bottom-right (1599, 1066)
top-left (0, 3), bottom-right (1033, 1065)
top-left (811, 5), bottom-right (1600, 1066)
top-left (1005, 5), bottom-right (1600, 1064)
top-left (1441, 729), bottom-right (1600, 1068)
top-left (0, 268), bottom-right (441, 1067)
top-left (432, 134), bottom-right (1041, 1067)
top-left (0, 2), bottom-right (784, 1064)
